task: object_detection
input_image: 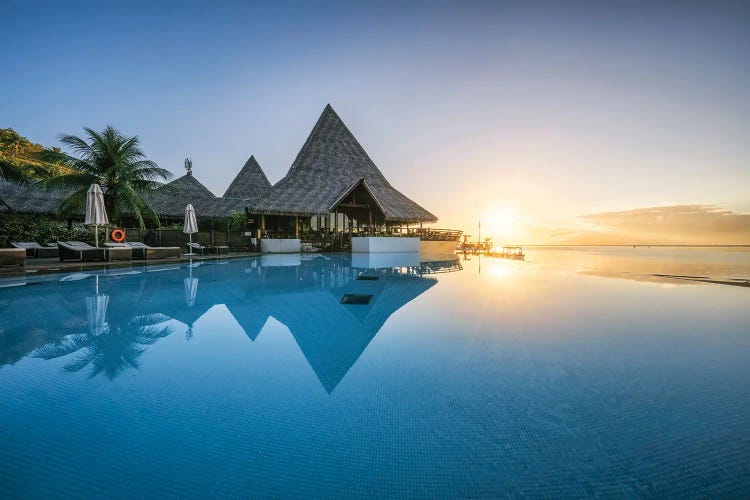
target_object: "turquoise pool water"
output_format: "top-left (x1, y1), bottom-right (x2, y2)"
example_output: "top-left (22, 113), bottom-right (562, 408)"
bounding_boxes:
top-left (1, 249), bottom-right (749, 497)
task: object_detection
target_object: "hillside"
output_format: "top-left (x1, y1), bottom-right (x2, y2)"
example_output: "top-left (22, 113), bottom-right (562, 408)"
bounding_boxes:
top-left (0, 128), bottom-right (71, 179)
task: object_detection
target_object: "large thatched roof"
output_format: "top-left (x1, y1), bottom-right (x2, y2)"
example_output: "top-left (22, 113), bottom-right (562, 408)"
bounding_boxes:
top-left (223, 156), bottom-right (271, 199)
top-left (252, 105), bottom-right (437, 223)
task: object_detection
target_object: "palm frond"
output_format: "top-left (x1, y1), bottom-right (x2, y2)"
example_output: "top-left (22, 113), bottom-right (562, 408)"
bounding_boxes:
top-left (33, 333), bottom-right (90, 359)
top-left (58, 134), bottom-right (96, 160)
top-left (56, 187), bottom-right (89, 218)
top-left (41, 172), bottom-right (95, 190)
top-left (63, 353), bottom-right (95, 373)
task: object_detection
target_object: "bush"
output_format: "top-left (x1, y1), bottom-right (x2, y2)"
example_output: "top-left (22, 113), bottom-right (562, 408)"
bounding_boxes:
top-left (227, 211), bottom-right (245, 231)
top-left (0, 212), bottom-right (103, 247)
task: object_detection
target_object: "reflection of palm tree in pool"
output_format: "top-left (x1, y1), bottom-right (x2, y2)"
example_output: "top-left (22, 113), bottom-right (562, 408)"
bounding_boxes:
top-left (34, 313), bottom-right (172, 380)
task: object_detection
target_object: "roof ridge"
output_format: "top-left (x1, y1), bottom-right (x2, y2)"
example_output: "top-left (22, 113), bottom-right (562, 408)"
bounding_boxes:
top-left (223, 155), bottom-right (272, 199)
top-left (281, 104), bottom-right (388, 184)
top-left (165, 172), bottom-right (216, 198)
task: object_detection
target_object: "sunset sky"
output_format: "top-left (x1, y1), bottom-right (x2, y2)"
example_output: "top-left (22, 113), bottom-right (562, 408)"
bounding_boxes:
top-left (3, 1), bottom-right (749, 244)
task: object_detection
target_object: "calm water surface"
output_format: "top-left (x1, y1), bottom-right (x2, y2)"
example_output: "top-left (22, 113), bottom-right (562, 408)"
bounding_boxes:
top-left (0, 247), bottom-right (748, 498)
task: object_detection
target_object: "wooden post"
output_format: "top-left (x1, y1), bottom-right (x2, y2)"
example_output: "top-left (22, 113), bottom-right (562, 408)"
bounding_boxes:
top-left (335, 210), bottom-right (339, 249)
top-left (295, 216), bottom-right (299, 239)
top-left (369, 210), bottom-right (373, 234)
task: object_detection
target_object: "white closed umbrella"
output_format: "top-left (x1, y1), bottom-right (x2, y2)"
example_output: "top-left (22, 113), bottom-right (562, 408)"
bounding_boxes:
top-left (184, 204), bottom-right (198, 255)
top-left (85, 184), bottom-right (109, 247)
top-left (87, 275), bottom-right (109, 336)
top-left (87, 294), bottom-right (110, 336)
top-left (184, 264), bottom-right (199, 308)
top-left (183, 262), bottom-right (199, 341)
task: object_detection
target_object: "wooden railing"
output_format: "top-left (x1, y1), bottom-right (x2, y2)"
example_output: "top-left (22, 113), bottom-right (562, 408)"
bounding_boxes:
top-left (401, 228), bottom-right (463, 241)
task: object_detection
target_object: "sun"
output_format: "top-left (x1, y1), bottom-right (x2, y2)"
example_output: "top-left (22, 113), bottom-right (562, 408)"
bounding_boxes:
top-left (479, 207), bottom-right (523, 243)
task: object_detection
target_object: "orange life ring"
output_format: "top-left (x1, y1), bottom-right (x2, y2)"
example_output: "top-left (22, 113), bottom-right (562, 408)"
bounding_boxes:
top-left (110, 229), bottom-right (126, 242)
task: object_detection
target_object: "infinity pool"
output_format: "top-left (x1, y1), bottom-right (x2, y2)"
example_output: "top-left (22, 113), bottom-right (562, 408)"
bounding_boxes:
top-left (1, 249), bottom-right (749, 497)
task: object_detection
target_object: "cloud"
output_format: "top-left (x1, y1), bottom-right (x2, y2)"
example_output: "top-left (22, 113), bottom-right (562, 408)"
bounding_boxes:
top-left (526, 205), bottom-right (750, 245)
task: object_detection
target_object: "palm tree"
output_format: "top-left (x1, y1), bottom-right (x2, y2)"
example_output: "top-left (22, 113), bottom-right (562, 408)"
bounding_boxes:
top-left (41, 126), bottom-right (172, 227)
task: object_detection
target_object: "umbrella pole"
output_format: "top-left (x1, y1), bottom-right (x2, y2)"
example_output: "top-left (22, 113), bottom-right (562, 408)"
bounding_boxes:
top-left (95, 224), bottom-right (98, 248)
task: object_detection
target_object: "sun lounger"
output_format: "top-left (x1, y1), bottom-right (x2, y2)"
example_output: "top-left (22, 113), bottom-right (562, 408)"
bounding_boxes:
top-left (106, 246), bottom-right (133, 261)
top-left (125, 242), bottom-right (181, 259)
top-left (45, 242), bottom-right (61, 254)
top-left (188, 242), bottom-right (229, 255)
top-left (11, 242), bottom-right (59, 258)
top-left (106, 242), bottom-right (147, 260)
top-left (0, 248), bottom-right (25, 268)
top-left (58, 241), bottom-right (107, 262)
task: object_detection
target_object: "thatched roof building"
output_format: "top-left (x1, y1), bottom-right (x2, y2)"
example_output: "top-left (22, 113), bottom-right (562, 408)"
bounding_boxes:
top-left (0, 179), bottom-right (69, 215)
top-left (145, 171), bottom-right (218, 218)
top-left (145, 159), bottom-right (269, 219)
top-left (252, 105), bottom-right (437, 224)
top-left (3, 106), bottom-right (436, 227)
top-left (1, 167), bottom-right (267, 221)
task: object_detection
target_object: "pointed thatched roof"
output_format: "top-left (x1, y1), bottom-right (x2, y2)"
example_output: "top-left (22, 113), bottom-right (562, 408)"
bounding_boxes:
top-left (252, 105), bottom-right (437, 223)
top-left (146, 172), bottom-right (219, 218)
top-left (223, 156), bottom-right (271, 199)
top-left (164, 172), bottom-right (216, 199)
top-left (146, 164), bottom-right (275, 218)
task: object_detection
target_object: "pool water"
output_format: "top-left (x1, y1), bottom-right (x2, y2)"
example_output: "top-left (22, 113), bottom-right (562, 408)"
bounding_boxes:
top-left (1, 249), bottom-right (749, 497)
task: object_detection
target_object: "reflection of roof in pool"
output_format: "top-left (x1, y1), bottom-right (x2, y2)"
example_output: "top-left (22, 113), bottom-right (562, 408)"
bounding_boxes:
top-left (1, 256), bottom-right (443, 390)
top-left (252, 270), bottom-right (436, 392)
top-left (155, 259), bottom-right (437, 391)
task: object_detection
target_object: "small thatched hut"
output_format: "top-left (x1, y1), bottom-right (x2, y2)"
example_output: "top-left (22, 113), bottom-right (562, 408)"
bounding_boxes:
top-left (145, 156), bottom-right (271, 222)
top-left (251, 105), bottom-right (437, 238)
top-left (146, 170), bottom-right (218, 220)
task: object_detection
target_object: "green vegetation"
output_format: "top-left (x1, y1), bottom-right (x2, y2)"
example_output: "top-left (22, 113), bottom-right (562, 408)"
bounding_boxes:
top-left (0, 128), bottom-right (70, 180)
top-left (0, 212), bottom-right (103, 247)
top-left (227, 210), bottom-right (246, 230)
top-left (40, 126), bottom-right (172, 228)
top-left (0, 156), bottom-right (27, 184)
